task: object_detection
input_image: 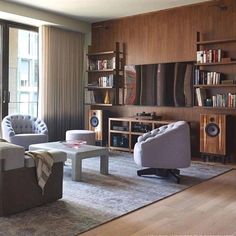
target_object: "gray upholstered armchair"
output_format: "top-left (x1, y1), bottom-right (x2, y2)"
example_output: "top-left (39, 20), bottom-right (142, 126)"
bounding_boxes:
top-left (1, 114), bottom-right (48, 150)
top-left (133, 121), bottom-right (191, 183)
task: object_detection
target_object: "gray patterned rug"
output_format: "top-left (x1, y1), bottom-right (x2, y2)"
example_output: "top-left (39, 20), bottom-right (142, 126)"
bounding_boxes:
top-left (0, 152), bottom-right (231, 236)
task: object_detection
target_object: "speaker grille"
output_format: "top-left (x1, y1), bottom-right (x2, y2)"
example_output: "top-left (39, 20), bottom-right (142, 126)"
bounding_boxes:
top-left (90, 116), bottom-right (99, 128)
top-left (205, 123), bottom-right (220, 137)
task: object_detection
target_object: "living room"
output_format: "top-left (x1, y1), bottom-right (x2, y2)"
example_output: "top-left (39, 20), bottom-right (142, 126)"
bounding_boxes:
top-left (0, 0), bottom-right (236, 235)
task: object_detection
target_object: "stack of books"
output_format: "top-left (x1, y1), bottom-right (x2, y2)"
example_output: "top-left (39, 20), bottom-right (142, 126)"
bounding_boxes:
top-left (196, 49), bottom-right (222, 63)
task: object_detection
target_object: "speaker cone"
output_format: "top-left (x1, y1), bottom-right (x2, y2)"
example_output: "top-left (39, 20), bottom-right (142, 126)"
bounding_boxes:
top-left (205, 123), bottom-right (220, 137)
top-left (90, 116), bottom-right (99, 127)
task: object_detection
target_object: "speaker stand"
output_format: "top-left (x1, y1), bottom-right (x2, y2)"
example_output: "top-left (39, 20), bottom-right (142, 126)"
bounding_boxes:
top-left (201, 153), bottom-right (230, 164)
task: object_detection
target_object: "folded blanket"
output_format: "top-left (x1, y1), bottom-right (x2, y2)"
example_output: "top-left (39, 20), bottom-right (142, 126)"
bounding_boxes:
top-left (25, 151), bottom-right (54, 194)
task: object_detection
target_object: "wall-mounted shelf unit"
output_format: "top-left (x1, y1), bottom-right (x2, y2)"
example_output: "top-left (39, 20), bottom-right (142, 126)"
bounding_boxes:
top-left (194, 32), bottom-right (236, 109)
top-left (109, 117), bottom-right (175, 152)
top-left (85, 42), bottom-right (125, 106)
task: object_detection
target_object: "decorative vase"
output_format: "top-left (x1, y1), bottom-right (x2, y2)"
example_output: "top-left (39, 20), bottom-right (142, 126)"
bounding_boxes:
top-left (104, 90), bottom-right (110, 104)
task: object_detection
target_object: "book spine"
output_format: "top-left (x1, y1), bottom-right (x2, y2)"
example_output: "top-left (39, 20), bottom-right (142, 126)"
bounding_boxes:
top-left (218, 49), bottom-right (221, 62)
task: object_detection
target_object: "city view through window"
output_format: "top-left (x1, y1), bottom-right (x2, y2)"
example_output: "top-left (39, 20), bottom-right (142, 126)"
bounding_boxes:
top-left (9, 28), bottom-right (38, 116)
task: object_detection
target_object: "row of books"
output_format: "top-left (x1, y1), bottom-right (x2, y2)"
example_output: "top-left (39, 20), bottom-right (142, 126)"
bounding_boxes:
top-left (196, 49), bottom-right (222, 64)
top-left (88, 58), bottom-right (116, 71)
top-left (212, 93), bottom-right (236, 108)
top-left (195, 88), bottom-right (236, 108)
top-left (98, 75), bottom-right (114, 87)
top-left (194, 69), bottom-right (221, 85)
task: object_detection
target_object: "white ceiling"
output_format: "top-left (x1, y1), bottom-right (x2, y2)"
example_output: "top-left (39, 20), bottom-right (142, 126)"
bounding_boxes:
top-left (5, 0), bottom-right (210, 23)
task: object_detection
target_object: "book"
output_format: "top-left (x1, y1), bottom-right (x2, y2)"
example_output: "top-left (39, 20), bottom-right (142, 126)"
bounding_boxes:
top-left (196, 51), bottom-right (203, 63)
top-left (85, 91), bottom-right (95, 104)
top-left (107, 57), bottom-right (116, 69)
top-left (195, 88), bottom-right (206, 106)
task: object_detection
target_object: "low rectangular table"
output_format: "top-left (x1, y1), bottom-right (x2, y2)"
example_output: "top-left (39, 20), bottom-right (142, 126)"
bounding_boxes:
top-left (29, 142), bottom-right (109, 181)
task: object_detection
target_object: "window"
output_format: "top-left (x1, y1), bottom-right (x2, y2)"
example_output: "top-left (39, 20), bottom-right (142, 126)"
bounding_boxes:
top-left (8, 27), bottom-right (39, 116)
top-left (20, 59), bottom-right (29, 87)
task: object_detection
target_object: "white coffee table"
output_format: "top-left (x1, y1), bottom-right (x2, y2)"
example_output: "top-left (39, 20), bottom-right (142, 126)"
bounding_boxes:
top-left (29, 142), bottom-right (109, 181)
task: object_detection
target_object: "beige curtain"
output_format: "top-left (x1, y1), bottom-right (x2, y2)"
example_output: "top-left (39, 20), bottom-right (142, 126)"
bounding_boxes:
top-left (39, 26), bottom-right (85, 141)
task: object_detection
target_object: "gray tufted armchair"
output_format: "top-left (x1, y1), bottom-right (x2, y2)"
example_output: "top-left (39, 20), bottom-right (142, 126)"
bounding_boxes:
top-left (1, 114), bottom-right (48, 150)
top-left (133, 121), bottom-right (191, 183)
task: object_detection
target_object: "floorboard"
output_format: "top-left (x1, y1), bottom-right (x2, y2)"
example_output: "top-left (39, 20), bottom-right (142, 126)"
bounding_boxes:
top-left (80, 167), bottom-right (236, 236)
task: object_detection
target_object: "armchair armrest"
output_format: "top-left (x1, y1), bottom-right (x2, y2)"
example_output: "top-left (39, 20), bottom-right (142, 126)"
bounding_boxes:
top-left (1, 118), bottom-right (15, 140)
top-left (34, 119), bottom-right (48, 135)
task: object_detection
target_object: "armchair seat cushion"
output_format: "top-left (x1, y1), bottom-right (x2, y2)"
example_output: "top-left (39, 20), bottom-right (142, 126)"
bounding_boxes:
top-left (11, 134), bottom-right (48, 150)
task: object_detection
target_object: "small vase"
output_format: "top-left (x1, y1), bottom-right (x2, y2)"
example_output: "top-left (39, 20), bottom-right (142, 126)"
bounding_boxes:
top-left (104, 90), bottom-right (110, 104)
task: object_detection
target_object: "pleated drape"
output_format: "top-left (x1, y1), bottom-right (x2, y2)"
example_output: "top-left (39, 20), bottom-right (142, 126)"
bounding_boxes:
top-left (39, 26), bottom-right (85, 141)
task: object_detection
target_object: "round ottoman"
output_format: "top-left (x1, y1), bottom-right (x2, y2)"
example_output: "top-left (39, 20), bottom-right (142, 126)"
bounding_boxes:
top-left (66, 130), bottom-right (95, 145)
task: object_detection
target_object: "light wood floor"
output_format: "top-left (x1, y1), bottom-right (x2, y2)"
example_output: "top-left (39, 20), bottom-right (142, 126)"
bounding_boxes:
top-left (80, 168), bottom-right (236, 236)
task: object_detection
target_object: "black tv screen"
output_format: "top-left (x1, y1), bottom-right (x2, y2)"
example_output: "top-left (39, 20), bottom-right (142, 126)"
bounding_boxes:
top-left (124, 62), bottom-right (194, 107)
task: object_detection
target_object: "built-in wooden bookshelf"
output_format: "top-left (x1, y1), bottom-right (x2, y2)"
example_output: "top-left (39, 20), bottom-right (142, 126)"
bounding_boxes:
top-left (194, 32), bottom-right (236, 109)
top-left (85, 42), bottom-right (125, 106)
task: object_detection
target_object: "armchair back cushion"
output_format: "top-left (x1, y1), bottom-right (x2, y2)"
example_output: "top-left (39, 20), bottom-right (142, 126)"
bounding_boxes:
top-left (1, 115), bottom-right (48, 150)
top-left (134, 121), bottom-right (191, 169)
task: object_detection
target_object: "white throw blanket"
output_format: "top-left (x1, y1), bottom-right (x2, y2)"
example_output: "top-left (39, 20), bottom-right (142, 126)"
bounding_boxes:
top-left (25, 151), bottom-right (54, 194)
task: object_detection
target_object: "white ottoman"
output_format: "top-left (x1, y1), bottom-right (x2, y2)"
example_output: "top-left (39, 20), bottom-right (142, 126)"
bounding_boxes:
top-left (66, 130), bottom-right (95, 145)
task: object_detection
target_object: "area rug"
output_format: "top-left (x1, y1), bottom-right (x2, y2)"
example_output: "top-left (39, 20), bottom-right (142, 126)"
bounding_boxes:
top-left (0, 152), bottom-right (231, 236)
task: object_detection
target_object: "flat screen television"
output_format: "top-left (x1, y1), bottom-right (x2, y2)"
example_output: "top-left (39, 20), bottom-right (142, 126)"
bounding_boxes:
top-left (124, 62), bottom-right (194, 107)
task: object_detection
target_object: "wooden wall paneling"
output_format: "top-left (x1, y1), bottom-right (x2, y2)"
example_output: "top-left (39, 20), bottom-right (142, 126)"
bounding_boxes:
top-left (127, 15), bottom-right (149, 65)
top-left (91, 0), bottom-right (236, 64)
top-left (90, 0), bottom-right (236, 161)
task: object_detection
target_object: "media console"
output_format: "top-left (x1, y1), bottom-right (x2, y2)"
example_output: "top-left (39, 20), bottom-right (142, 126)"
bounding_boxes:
top-left (108, 117), bottom-right (175, 152)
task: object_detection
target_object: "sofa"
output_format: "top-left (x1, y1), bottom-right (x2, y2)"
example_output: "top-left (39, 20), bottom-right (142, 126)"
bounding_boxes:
top-left (0, 141), bottom-right (66, 216)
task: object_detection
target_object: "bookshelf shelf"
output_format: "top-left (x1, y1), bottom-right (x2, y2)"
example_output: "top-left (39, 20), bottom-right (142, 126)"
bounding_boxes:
top-left (87, 51), bottom-right (116, 56)
top-left (194, 106), bottom-right (236, 110)
top-left (85, 86), bottom-right (115, 90)
top-left (195, 61), bottom-right (236, 66)
top-left (110, 130), bottom-right (130, 135)
top-left (85, 103), bottom-right (114, 107)
top-left (194, 84), bottom-right (236, 88)
top-left (86, 69), bottom-right (117, 73)
top-left (196, 38), bottom-right (236, 45)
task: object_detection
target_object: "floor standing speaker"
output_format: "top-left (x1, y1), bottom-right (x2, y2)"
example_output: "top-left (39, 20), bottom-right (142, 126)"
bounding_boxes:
top-left (200, 114), bottom-right (228, 156)
top-left (88, 110), bottom-right (108, 144)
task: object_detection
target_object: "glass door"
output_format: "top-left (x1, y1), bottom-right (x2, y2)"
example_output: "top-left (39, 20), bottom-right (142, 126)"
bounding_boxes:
top-left (0, 21), bottom-right (39, 121)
